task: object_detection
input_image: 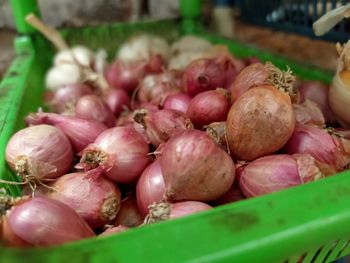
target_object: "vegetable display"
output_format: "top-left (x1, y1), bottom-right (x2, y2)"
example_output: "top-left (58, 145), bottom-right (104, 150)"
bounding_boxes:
top-left (2, 25), bottom-right (349, 248)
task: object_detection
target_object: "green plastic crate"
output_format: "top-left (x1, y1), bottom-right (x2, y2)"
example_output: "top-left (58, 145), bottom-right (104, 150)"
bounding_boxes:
top-left (1, 0), bottom-right (349, 262)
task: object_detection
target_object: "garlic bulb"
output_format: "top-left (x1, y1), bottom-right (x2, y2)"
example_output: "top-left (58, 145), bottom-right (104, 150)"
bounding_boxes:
top-left (117, 34), bottom-right (170, 63)
top-left (54, 46), bottom-right (94, 68)
top-left (45, 64), bottom-right (83, 91)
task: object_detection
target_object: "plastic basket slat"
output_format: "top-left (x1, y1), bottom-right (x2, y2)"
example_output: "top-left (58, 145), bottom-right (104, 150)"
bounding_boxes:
top-left (288, 255), bottom-right (302, 263)
top-left (326, 239), bottom-right (350, 262)
top-left (313, 242), bottom-right (338, 263)
top-left (337, 240), bottom-right (350, 259)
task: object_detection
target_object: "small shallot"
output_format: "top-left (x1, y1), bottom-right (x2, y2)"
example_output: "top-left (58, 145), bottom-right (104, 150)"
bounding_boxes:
top-left (112, 196), bottom-right (144, 227)
top-left (161, 130), bottom-right (235, 201)
top-left (47, 169), bottom-right (121, 229)
top-left (136, 160), bottom-right (165, 216)
top-left (78, 126), bottom-right (149, 183)
top-left (1, 197), bottom-right (94, 247)
top-left (25, 112), bottom-right (107, 153)
top-left (5, 125), bottom-right (73, 183)
top-left (239, 154), bottom-right (324, 197)
top-left (163, 93), bottom-right (191, 113)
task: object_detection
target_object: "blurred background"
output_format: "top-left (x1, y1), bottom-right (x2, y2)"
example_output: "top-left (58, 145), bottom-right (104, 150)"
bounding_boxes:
top-left (0, 0), bottom-right (345, 79)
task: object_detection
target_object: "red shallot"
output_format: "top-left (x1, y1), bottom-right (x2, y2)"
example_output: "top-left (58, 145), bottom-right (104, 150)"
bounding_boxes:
top-left (103, 89), bottom-right (131, 117)
top-left (163, 93), bottom-right (191, 113)
top-left (1, 197), bottom-right (94, 247)
top-left (25, 112), bottom-right (107, 153)
top-left (5, 125), bottom-right (73, 183)
top-left (47, 169), bottom-right (121, 229)
top-left (112, 196), bottom-right (144, 227)
top-left (161, 130), bottom-right (235, 201)
top-left (75, 94), bottom-right (116, 127)
top-left (133, 108), bottom-right (193, 147)
top-left (78, 126), bottom-right (150, 183)
top-left (136, 160), bottom-right (165, 216)
top-left (239, 154), bottom-right (324, 197)
top-left (187, 89), bottom-right (230, 128)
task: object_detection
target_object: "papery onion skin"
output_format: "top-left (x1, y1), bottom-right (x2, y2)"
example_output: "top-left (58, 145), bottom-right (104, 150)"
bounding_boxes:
top-left (112, 196), bottom-right (144, 227)
top-left (25, 112), bottom-right (107, 153)
top-left (47, 169), bottom-right (121, 229)
top-left (187, 89), bottom-right (230, 128)
top-left (163, 93), bottom-right (191, 113)
top-left (204, 121), bottom-right (228, 150)
top-left (161, 130), bottom-right (235, 201)
top-left (230, 63), bottom-right (269, 102)
top-left (49, 84), bottom-right (93, 113)
top-left (5, 125), bottom-right (73, 180)
top-left (103, 89), bottom-right (131, 117)
top-left (298, 81), bottom-right (337, 124)
top-left (284, 124), bottom-right (350, 171)
top-left (226, 84), bottom-right (295, 161)
top-left (136, 160), bottom-right (165, 216)
top-left (145, 201), bottom-right (212, 224)
top-left (45, 64), bottom-right (83, 91)
top-left (79, 126), bottom-right (150, 183)
top-left (134, 109), bottom-right (193, 147)
top-left (293, 99), bottom-right (325, 125)
top-left (2, 197), bottom-right (94, 247)
top-left (239, 154), bottom-right (324, 197)
top-left (100, 225), bottom-right (128, 236)
top-left (75, 95), bottom-right (116, 127)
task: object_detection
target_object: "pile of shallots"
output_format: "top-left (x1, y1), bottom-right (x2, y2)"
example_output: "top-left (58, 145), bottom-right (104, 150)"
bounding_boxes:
top-left (1, 34), bottom-right (349, 247)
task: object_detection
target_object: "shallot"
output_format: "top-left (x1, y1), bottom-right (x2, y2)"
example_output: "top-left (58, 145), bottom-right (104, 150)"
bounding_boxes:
top-left (163, 93), bottom-right (191, 113)
top-left (78, 126), bottom-right (149, 183)
top-left (112, 196), bottom-right (144, 227)
top-left (239, 154), bottom-right (324, 197)
top-left (25, 112), bottom-right (107, 153)
top-left (103, 89), bottom-right (131, 117)
top-left (47, 169), bottom-right (121, 229)
top-left (161, 130), bottom-right (235, 201)
top-left (187, 89), bottom-right (230, 128)
top-left (133, 108), bottom-right (193, 147)
top-left (5, 125), bottom-right (73, 183)
top-left (136, 160), bottom-right (165, 216)
top-left (100, 225), bottom-right (128, 236)
top-left (1, 197), bottom-right (94, 247)
top-left (75, 94), bottom-right (116, 127)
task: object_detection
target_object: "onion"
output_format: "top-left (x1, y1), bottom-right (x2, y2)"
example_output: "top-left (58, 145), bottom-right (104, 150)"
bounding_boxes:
top-left (243, 57), bottom-right (261, 66)
top-left (1, 197), bottom-right (94, 247)
top-left (45, 63), bottom-right (83, 91)
top-left (143, 54), bottom-right (165, 74)
top-left (25, 112), bottom-right (107, 153)
top-left (117, 34), bottom-right (170, 63)
top-left (169, 51), bottom-right (204, 71)
top-left (335, 128), bottom-right (350, 140)
top-left (161, 130), bottom-right (235, 201)
top-left (163, 93), bottom-right (191, 113)
top-left (145, 201), bottom-right (212, 224)
top-left (103, 89), bottom-right (131, 117)
top-left (187, 89), bottom-right (230, 128)
top-left (182, 55), bottom-right (237, 96)
top-left (227, 84), bottom-right (295, 161)
top-left (210, 183), bottom-right (245, 206)
top-left (78, 126), bottom-right (149, 183)
top-left (54, 46), bottom-right (94, 68)
top-left (47, 169), bottom-right (121, 229)
top-left (138, 71), bottom-right (183, 106)
top-left (112, 196), bottom-right (144, 227)
top-left (105, 60), bottom-right (145, 93)
top-left (230, 62), bottom-right (296, 103)
top-left (5, 125), bottom-right (73, 183)
top-left (298, 80), bottom-right (336, 124)
top-left (204, 121), bottom-right (228, 150)
top-left (136, 160), bottom-right (165, 216)
top-left (293, 99), bottom-right (325, 125)
top-left (239, 154), bottom-right (324, 197)
top-left (284, 124), bottom-right (350, 171)
top-left (48, 84), bottom-right (93, 113)
top-left (75, 95), bottom-right (116, 127)
top-left (327, 42), bottom-right (350, 127)
top-left (100, 225), bottom-right (128, 236)
top-left (134, 109), bottom-right (193, 147)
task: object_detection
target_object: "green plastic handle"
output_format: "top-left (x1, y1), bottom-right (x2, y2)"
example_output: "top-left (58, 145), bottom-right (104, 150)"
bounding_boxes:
top-left (10, 0), bottom-right (40, 33)
top-left (180, 0), bottom-right (202, 18)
